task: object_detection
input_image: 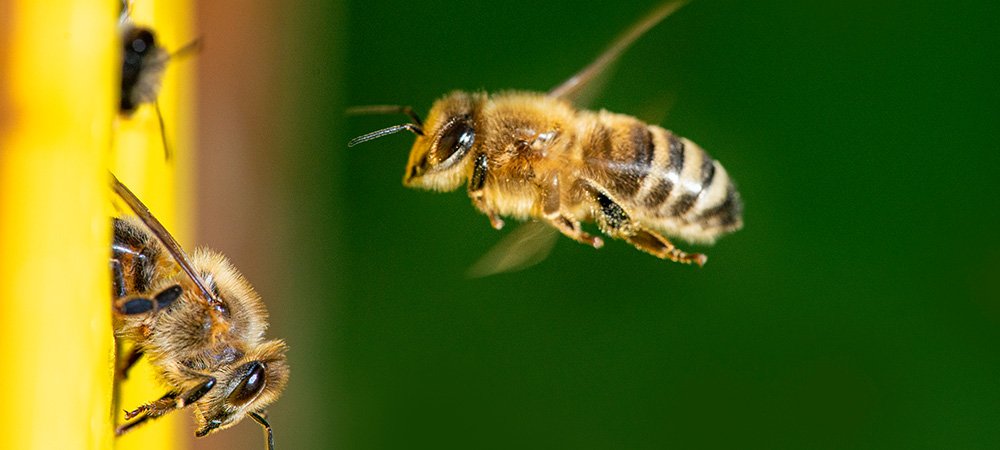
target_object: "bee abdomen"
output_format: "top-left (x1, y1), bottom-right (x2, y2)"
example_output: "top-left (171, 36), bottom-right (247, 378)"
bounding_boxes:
top-left (641, 127), bottom-right (742, 233)
top-left (113, 218), bottom-right (162, 295)
top-left (578, 114), bottom-right (742, 236)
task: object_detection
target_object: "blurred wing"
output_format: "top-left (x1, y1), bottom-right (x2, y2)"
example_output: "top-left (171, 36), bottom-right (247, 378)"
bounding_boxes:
top-left (547, 0), bottom-right (689, 103)
top-left (467, 221), bottom-right (560, 278)
top-left (634, 90), bottom-right (678, 126)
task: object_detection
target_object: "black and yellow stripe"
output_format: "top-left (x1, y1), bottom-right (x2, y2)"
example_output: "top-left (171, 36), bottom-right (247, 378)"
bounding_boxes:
top-left (576, 111), bottom-right (742, 239)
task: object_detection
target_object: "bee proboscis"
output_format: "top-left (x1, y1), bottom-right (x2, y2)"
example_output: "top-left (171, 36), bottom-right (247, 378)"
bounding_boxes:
top-left (349, 0), bottom-right (743, 269)
top-left (111, 173), bottom-right (288, 450)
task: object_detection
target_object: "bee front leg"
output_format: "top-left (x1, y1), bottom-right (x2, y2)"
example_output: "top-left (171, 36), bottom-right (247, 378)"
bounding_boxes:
top-left (117, 377), bottom-right (217, 436)
top-left (589, 184), bottom-right (706, 266)
top-left (468, 152), bottom-right (505, 230)
top-left (625, 229), bottom-right (707, 266)
top-left (116, 391), bottom-right (178, 435)
top-left (541, 172), bottom-right (603, 248)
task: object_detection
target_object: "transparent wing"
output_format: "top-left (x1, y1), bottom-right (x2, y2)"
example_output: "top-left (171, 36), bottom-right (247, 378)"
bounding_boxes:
top-left (467, 221), bottom-right (560, 278)
top-left (548, 0), bottom-right (689, 102)
top-left (110, 172), bottom-right (223, 310)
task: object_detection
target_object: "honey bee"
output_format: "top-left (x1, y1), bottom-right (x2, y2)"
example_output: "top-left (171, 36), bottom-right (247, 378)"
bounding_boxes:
top-left (118, 1), bottom-right (199, 159)
top-left (110, 173), bottom-right (288, 450)
top-left (349, 1), bottom-right (742, 268)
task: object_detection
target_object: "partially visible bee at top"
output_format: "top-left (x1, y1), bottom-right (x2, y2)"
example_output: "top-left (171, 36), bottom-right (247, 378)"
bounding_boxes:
top-left (118, 0), bottom-right (199, 160)
top-left (110, 173), bottom-right (289, 450)
top-left (349, 1), bottom-right (743, 270)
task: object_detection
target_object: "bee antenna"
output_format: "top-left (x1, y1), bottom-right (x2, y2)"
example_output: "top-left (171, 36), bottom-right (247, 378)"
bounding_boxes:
top-left (249, 412), bottom-right (275, 450)
top-left (346, 105), bottom-right (423, 128)
top-left (168, 38), bottom-right (202, 61)
top-left (348, 123), bottom-right (424, 147)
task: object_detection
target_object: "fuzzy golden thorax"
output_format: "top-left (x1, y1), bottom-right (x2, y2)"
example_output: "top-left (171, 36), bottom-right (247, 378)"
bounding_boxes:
top-left (147, 251), bottom-right (288, 435)
top-left (403, 91), bottom-right (487, 191)
top-left (120, 250), bottom-right (269, 363)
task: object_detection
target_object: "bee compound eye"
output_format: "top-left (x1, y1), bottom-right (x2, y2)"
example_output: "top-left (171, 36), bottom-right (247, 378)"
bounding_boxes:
top-left (125, 28), bottom-right (156, 54)
top-left (430, 118), bottom-right (475, 168)
top-left (227, 361), bottom-right (266, 406)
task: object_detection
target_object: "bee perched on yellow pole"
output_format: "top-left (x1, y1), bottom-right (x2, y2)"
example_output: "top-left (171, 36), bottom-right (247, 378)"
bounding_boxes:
top-left (350, 1), bottom-right (742, 270)
top-left (118, 0), bottom-right (199, 161)
top-left (111, 175), bottom-right (289, 450)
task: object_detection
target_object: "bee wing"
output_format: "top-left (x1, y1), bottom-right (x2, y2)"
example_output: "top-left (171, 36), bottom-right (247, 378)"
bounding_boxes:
top-left (634, 90), bottom-right (678, 126)
top-left (466, 221), bottom-right (560, 278)
top-left (110, 173), bottom-right (223, 310)
top-left (547, 0), bottom-right (689, 102)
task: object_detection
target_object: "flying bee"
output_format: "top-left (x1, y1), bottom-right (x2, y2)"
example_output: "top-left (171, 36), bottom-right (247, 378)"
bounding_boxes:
top-left (349, 1), bottom-right (742, 269)
top-left (118, 0), bottom-right (199, 160)
top-left (110, 173), bottom-right (288, 450)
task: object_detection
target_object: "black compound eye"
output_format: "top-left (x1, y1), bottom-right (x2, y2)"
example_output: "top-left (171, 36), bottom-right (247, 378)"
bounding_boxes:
top-left (430, 118), bottom-right (475, 168)
top-left (125, 28), bottom-right (156, 55)
top-left (227, 362), bottom-right (266, 406)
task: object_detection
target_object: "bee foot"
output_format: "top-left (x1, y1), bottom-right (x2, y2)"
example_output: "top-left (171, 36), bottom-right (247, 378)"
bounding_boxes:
top-left (488, 214), bottom-right (505, 230)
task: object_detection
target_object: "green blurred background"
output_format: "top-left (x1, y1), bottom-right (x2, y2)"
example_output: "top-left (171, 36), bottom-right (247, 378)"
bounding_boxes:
top-left (194, 0), bottom-right (999, 448)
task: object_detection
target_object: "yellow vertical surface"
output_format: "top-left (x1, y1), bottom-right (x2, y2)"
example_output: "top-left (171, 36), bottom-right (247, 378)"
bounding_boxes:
top-left (112, 0), bottom-right (196, 450)
top-left (0, 1), bottom-right (116, 450)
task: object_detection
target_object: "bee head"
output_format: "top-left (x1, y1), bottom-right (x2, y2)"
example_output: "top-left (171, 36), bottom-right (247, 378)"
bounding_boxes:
top-left (401, 91), bottom-right (485, 191)
top-left (123, 26), bottom-right (157, 58)
top-left (120, 25), bottom-right (167, 114)
top-left (347, 91), bottom-right (486, 192)
top-left (193, 340), bottom-right (289, 438)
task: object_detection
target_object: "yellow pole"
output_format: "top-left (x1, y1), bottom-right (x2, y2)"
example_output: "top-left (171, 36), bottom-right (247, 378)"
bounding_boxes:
top-left (112, 1), bottom-right (196, 450)
top-left (0, 1), bottom-right (116, 450)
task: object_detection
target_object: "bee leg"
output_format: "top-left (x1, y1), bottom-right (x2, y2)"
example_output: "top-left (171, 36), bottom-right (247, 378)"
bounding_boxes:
top-left (114, 284), bottom-right (182, 316)
top-left (468, 152), bottom-right (505, 230)
top-left (545, 215), bottom-right (604, 248)
top-left (111, 259), bottom-right (126, 298)
top-left (152, 284), bottom-right (182, 310)
top-left (117, 390), bottom-right (178, 435)
top-left (591, 188), bottom-right (706, 266)
top-left (118, 377), bottom-right (216, 436)
top-left (178, 376), bottom-right (217, 406)
top-left (117, 347), bottom-right (144, 380)
top-left (625, 228), bottom-right (707, 267)
top-left (541, 172), bottom-right (603, 248)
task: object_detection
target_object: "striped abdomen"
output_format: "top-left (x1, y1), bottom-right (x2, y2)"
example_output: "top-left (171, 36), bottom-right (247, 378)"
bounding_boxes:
top-left (112, 217), bottom-right (168, 297)
top-left (575, 110), bottom-right (743, 243)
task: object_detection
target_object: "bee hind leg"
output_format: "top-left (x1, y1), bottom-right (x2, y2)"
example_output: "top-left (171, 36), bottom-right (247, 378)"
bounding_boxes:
top-left (590, 187), bottom-right (706, 266)
top-left (625, 228), bottom-right (707, 267)
top-left (542, 172), bottom-right (602, 248)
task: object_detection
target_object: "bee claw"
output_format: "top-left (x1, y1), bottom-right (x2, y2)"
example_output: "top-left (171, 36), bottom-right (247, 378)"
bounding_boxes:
top-left (693, 253), bottom-right (707, 267)
top-left (124, 407), bottom-right (143, 420)
top-left (488, 215), bottom-right (505, 230)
